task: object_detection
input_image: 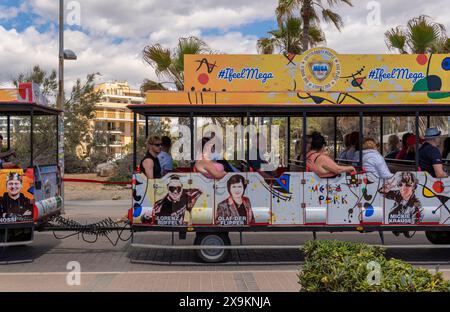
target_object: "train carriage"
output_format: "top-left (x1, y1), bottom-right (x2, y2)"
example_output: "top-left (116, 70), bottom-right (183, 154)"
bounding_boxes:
top-left (128, 48), bottom-right (450, 262)
top-left (0, 83), bottom-right (62, 246)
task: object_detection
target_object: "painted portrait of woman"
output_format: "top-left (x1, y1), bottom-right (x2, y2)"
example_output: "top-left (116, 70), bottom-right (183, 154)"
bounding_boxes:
top-left (215, 174), bottom-right (255, 226)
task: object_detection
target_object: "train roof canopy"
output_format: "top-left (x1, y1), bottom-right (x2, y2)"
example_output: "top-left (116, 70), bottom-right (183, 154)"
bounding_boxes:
top-left (0, 83), bottom-right (61, 115)
top-left (129, 47), bottom-right (450, 116)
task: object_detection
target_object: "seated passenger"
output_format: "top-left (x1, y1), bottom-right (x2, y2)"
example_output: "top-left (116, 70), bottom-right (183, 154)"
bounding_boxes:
top-left (341, 131), bottom-right (359, 161)
top-left (442, 137), bottom-right (450, 159)
top-left (306, 131), bottom-right (356, 178)
top-left (403, 135), bottom-right (417, 161)
top-left (140, 136), bottom-right (162, 179)
top-left (296, 135), bottom-right (312, 161)
top-left (395, 132), bottom-right (413, 160)
top-left (158, 136), bottom-right (173, 176)
top-left (338, 133), bottom-right (353, 160)
top-left (418, 128), bottom-right (448, 178)
top-left (361, 138), bottom-right (393, 179)
top-left (195, 137), bottom-right (227, 179)
top-left (385, 134), bottom-right (400, 159)
top-left (0, 134), bottom-right (17, 169)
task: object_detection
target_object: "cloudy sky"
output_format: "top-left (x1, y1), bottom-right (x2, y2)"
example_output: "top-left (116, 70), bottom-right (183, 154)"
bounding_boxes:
top-left (0, 0), bottom-right (449, 90)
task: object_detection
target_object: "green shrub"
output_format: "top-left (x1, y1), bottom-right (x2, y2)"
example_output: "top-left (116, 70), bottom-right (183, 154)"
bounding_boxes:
top-left (298, 240), bottom-right (450, 292)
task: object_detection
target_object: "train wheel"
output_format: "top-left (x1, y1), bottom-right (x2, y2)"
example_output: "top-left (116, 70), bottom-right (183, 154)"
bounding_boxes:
top-left (425, 231), bottom-right (450, 244)
top-left (194, 233), bottom-right (231, 263)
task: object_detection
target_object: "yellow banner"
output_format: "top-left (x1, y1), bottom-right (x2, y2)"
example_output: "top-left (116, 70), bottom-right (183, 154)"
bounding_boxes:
top-left (0, 89), bottom-right (18, 102)
top-left (184, 48), bottom-right (450, 94)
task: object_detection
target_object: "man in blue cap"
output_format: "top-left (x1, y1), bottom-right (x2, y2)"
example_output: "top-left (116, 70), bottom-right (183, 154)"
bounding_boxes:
top-left (418, 127), bottom-right (448, 178)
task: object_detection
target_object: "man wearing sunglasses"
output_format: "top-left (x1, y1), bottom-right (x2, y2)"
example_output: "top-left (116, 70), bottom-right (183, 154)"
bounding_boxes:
top-left (153, 175), bottom-right (202, 226)
top-left (140, 136), bottom-right (162, 179)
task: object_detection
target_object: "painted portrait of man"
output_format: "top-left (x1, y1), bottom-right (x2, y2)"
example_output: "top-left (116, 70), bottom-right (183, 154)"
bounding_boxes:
top-left (152, 175), bottom-right (202, 226)
top-left (0, 172), bottom-right (33, 219)
top-left (379, 172), bottom-right (423, 224)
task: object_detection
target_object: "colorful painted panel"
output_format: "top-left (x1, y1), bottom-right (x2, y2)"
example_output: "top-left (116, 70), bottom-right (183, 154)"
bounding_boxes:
top-left (360, 172), bottom-right (384, 224)
top-left (153, 173), bottom-right (195, 226)
top-left (379, 171), bottom-right (443, 225)
top-left (131, 173), bottom-right (154, 224)
top-left (271, 172), bottom-right (303, 224)
top-left (0, 168), bottom-right (34, 224)
top-left (215, 173), bottom-right (255, 226)
top-left (184, 49), bottom-right (450, 93)
top-left (246, 173), bottom-right (271, 225)
top-left (34, 165), bottom-right (59, 201)
top-left (327, 173), bottom-right (361, 225)
top-left (303, 172), bottom-right (327, 224)
top-left (190, 173), bottom-right (214, 225)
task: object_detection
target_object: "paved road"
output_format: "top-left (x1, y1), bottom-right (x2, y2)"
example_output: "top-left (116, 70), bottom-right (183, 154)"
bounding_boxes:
top-left (1, 200), bottom-right (450, 291)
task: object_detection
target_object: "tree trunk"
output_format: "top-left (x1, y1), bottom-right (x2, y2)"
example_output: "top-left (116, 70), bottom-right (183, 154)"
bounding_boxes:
top-left (301, 0), bottom-right (312, 52)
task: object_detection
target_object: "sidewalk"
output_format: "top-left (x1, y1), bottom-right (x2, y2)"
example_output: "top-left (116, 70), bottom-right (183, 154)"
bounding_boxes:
top-left (1, 269), bottom-right (449, 292)
top-left (0, 270), bottom-right (300, 292)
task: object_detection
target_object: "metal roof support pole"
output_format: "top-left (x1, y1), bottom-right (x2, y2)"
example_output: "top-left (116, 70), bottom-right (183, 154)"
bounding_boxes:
top-left (190, 113), bottom-right (194, 169)
top-left (359, 112), bottom-right (363, 169)
top-left (287, 116), bottom-right (291, 167)
top-left (30, 109), bottom-right (34, 168)
top-left (6, 115), bottom-right (10, 150)
top-left (333, 116), bottom-right (337, 159)
top-left (246, 112), bottom-right (250, 162)
top-left (415, 111), bottom-right (420, 170)
top-left (55, 114), bottom-right (59, 165)
top-left (380, 116), bottom-right (383, 155)
top-left (145, 115), bottom-right (149, 139)
top-left (302, 112), bottom-right (307, 167)
top-left (133, 112), bottom-right (137, 170)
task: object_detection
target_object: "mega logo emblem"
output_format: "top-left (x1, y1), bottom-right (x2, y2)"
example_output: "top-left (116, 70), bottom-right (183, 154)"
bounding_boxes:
top-left (300, 47), bottom-right (341, 90)
top-left (309, 61), bottom-right (333, 81)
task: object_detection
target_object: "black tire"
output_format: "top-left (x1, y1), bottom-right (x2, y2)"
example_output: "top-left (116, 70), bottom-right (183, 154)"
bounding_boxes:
top-left (194, 233), bottom-right (231, 263)
top-left (425, 231), bottom-right (450, 244)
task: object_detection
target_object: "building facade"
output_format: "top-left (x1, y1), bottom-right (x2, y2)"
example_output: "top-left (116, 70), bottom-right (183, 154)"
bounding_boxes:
top-left (92, 81), bottom-right (145, 159)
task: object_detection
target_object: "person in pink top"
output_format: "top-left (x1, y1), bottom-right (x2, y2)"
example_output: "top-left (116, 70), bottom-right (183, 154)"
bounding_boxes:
top-left (195, 137), bottom-right (227, 179)
top-left (306, 131), bottom-right (356, 178)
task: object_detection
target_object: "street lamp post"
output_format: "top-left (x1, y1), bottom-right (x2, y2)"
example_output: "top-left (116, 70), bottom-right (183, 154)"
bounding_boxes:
top-left (58, 0), bottom-right (77, 213)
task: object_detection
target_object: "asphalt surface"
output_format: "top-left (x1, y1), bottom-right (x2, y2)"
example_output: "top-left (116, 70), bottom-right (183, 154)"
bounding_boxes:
top-left (1, 199), bottom-right (450, 270)
top-left (1, 200), bottom-right (450, 291)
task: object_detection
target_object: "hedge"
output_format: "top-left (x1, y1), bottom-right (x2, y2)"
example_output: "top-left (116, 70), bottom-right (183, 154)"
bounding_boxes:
top-left (298, 240), bottom-right (450, 292)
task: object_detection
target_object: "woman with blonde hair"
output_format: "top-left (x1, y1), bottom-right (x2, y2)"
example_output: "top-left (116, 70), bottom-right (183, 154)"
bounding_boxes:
top-left (362, 137), bottom-right (393, 179)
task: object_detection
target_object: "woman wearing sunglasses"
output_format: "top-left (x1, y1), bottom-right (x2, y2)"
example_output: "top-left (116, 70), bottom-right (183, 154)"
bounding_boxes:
top-left (140, 136), bottom-right (163, 179)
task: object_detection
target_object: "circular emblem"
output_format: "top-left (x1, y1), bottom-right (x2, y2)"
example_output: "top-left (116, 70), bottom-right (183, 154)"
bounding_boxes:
top-left (300, 47), bottom-right (341, 90)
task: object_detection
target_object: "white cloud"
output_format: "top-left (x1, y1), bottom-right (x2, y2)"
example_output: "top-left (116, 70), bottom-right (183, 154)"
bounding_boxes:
top-left (1, 0), bottom-right (449, 92)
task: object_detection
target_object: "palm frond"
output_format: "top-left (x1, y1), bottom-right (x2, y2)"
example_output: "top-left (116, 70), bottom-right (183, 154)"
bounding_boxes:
top-left (257, 37), bottom-right (275, 54)
top-left (321, 8), bottom-right (344, 31)
top-left (384, 27), bottom-right (407, 53)
top-left (140, 79), bottom-right (167, 92)
top-left (406, 15), bottom-right (446, 53)
top-left (142, 44), bottom-right (172, 77)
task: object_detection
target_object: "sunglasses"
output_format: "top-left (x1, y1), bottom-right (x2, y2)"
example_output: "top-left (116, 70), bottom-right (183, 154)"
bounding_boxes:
top-left (151, 143), bottom-right (163, 147)
top-left (398, 182), bottom-right (414, 188)
top-left (168, 186), bottom-right (182, 193)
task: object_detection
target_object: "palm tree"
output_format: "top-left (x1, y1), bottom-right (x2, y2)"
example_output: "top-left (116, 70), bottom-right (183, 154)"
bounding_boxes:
top-left (385, 15), bottom-right (448, 54)
top-left (275, 0), bottom-right (353, 52)
top-left (257, 17), bottom-right (325, 54)
top-left (385, 15), bottom-right (449, 133)
top-left (142, 36), bottom-right (211, 91)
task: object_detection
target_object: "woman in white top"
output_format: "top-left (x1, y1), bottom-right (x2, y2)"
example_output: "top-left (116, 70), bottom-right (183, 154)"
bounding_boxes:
top-left (362, 138), bottom-right (393, 179)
